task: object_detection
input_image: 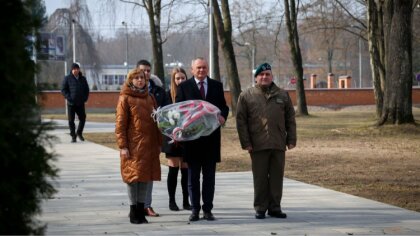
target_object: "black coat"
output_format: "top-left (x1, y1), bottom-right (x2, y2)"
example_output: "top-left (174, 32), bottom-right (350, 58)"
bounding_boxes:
top-left (149, 79), bottom-right (167, 107)
top-left (61, 73), bottom-right (89, 106)
top-left (162, 90), bottom-right (183, 157)
top-left (175, 77), bottom-right (229, 163)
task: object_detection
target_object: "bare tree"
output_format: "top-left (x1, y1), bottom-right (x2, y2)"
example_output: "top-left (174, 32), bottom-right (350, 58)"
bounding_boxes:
top-left (298, 0), bottom-right (365, 89)
top-left (43, 0), bottom-right (101, 89)
top-left (376, 0), bottom-right (415, 125)
top-left (284, 0), bottom-right (309, 116)
top-left (365, 0), bottom-right (385, 118)
top-left (413, 4), bottom-right (420, 77)
top-left (231, 0), bottom-right (284, 87)
top-left (197, 0), bottom-right (221, 82)
top-left (211, 15), bottom-right (221, 82)
top-left (108, 0), bottom-right (202, 83)
top-left (302, 0), bottom-right (346, 74)
top-left (212, 0), bottom-right (242, 115)
top-left (332, 0), bottom-right (385, 115)
top-left (413, 4), bottom-right (420, 78)
top-left (336, 0), bottom-right (415, 124)
top-left (119, 0), bottom-right (166, 82)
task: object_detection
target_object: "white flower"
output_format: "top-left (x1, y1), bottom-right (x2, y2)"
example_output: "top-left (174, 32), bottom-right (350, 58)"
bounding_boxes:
top-left (173, 112), bottom-right (180, 120)
top-left (167, 110), bottom-right (173, 119)
top-left (169, 118), bottom-right (175, 126)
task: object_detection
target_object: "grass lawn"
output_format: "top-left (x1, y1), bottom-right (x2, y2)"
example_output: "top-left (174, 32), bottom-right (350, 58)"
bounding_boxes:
top-left (43, 106), bottom-right (420, 212)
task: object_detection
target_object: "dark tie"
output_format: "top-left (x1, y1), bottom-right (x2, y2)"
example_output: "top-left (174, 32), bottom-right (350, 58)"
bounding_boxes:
top-left (199, 81), bottom-right (205, 99)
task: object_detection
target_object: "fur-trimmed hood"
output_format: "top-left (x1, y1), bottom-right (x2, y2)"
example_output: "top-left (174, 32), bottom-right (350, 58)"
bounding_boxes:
top-left (150, 74), bottom-right (163, 87)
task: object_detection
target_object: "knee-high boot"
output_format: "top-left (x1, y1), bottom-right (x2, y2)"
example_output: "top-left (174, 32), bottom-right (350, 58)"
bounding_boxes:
top-left (167, 166), bottom-right (179, 211)
top-left (136, 202), bottom-right (148, 223)
top-left (129, 205), bottom-right (141, 224)
top-left (181, 168), bottom-right (192, 210)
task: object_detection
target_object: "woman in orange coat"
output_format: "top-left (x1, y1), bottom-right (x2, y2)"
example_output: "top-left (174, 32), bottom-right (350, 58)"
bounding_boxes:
top-left (115, 68), bottom-right (162, 224)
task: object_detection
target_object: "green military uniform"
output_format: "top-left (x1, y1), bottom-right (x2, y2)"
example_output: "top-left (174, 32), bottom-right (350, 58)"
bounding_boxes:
top-left (236, 82), bottom-right (296, 213)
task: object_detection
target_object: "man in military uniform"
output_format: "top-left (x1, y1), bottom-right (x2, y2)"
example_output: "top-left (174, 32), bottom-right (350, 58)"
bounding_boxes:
top-left (236, 62), bottom-right (296, 219)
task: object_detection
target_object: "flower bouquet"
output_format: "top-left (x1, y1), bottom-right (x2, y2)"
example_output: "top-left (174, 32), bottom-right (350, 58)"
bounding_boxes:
top-left (152, 100), bottom-right (221, 142)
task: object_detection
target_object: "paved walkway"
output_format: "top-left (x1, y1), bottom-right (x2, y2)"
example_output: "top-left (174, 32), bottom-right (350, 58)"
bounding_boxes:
top-left (39, 120), bottom-right (420, 235)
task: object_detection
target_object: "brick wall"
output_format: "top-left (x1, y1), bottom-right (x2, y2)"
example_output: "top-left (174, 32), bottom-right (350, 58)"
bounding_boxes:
top-left (39, 91), bottom-right (120, 113)
top-left (40, 88), bottom-right (420, 113)
top-left (287, 89), bottom-right (377, 106)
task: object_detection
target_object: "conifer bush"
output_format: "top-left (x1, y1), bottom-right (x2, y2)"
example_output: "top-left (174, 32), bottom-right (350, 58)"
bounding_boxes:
top-left (0, 0), bottom-right (58, 234)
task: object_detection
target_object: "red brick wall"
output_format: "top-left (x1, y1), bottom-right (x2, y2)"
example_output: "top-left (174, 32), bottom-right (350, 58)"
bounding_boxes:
top-left (40, 88), bottom-right (420, 113)
top-left (287, 89), bottom-right (377, 106)
top-left (39, 91), bottom-right (121, 113)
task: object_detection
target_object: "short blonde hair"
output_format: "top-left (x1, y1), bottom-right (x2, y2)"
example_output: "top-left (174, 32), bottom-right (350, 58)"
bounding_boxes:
top-left (125, 68), bottom-right (147, 86)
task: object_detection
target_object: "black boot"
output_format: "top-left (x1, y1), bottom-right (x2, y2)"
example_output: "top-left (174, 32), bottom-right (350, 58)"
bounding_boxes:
top-left (136, 202), bottom-right (148, 223)
top-left (181, 168), bottom-right (192, 210)
top-left (129, 205), bottom-right (141, 224)
top-left (77, 132), bottom-right (85, 141)
top-left (168, 166), bottom-right (179, 211)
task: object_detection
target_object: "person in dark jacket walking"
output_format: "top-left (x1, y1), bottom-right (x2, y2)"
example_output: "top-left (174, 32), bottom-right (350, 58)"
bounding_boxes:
top-left (61, 63), bottom-right (90, 143)
top-left (236, 63), bottom-right (296, 220)
top-left (176, 57), bottom-right (229, 222)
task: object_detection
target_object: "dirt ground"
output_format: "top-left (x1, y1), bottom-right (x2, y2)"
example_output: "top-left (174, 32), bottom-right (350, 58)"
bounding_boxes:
top-left (219, 125), bottom-right (420, 212)
top-left (217, 108), bottom-right (420, 212)
top-left (50, 106), bottom-right (420, 212)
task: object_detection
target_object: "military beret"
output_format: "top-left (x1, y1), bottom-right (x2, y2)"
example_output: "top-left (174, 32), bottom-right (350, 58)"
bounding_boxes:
top-left (254, 62), bottom-right (271, 77)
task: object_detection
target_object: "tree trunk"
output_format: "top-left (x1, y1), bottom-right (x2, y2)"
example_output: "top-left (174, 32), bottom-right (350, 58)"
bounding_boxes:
top-left (211, 15), bottom-right (221, 82)
top-left (367, 0), bottom-right (386, 118)
top-left (378, 0), bottom-right (414, 125)
top-left (327, 48), bottom-right (333, 74)
top-left (212, 0), bottom-right (242, 116)
top-left (284, 0), bottom-right (308, 116)
top-left (145, 0), bottom-right (165, 83)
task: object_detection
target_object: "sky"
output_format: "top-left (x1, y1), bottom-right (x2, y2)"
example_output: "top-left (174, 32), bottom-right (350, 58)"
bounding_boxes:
top-left (43, 0), bottom-right (148, 38)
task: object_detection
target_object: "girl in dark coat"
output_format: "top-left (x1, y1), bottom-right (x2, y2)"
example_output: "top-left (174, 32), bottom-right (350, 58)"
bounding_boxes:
top-left (162, 67), bottom-right (191, 211)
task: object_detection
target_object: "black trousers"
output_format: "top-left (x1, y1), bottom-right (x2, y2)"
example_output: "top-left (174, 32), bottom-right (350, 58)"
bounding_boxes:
top-left (188, 159), bottom-right (216, 213)
top-left (67, 104), bottom-right (86, 137)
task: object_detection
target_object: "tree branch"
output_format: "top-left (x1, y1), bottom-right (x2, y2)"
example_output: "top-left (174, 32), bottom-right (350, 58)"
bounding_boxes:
top-left (334, 0), bottom-right (367, 29)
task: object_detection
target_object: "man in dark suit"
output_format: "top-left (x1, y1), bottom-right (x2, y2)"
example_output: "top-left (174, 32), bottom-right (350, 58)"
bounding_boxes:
top-left (176, 57), bottom-right (229, 221)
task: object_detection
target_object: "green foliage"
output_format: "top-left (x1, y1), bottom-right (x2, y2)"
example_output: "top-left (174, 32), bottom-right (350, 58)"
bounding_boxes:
top-left (0, 0), bottom-right (58, 234)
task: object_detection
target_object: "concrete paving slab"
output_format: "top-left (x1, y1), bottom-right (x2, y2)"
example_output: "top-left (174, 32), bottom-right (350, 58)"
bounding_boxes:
top-left (38, 121), bottom-right (420, 235)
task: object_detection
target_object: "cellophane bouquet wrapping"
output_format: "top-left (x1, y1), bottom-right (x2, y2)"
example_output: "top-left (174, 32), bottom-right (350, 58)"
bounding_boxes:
top-left (153, 100), bottom-right (221, 142)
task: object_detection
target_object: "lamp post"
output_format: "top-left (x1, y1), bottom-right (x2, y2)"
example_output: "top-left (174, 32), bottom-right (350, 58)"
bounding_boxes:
top-left (351, 25), bottom-right (362, 88)
top-left (70, 19), bottom-right (77, 117)
top-left (245, 42), bottom-right (255, 87)
top-left (358, 37), bottom-right (362, 88)
top-left (72, 19), bottom-right (76, 63)
top-left (167, 53), bottom-right (172, 64)
top-left (122, 21), bottom-right (129, 74)
top-left (208, 0), bottom-right (214, 78)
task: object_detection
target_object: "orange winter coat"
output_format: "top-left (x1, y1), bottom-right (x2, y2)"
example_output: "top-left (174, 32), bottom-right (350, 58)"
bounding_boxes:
top-left (115, 84), bottom-right (162, 183)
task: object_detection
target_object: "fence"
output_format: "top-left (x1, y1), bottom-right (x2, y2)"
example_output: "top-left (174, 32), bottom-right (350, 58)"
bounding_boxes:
top-left (39, 88), bottom-right (420, 113)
